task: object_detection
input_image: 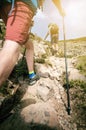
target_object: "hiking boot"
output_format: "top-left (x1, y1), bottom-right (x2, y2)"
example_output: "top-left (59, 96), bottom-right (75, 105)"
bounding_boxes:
top-left (29, 74), bottom-right (40, 85)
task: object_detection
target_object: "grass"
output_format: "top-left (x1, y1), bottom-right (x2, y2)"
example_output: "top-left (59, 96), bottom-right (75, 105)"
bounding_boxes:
top-left (69, 79), bottom-right (86, 128)
top-left (35, 58), bottom-right (45, 64)
top-left (0, 81), bottom-right (9, 96)
top-left (75, 55), bottom-right (86, 76)
top-left (0, 21), bottom-right (6, 40)
top-left (69, 80), bottom-right (86, 92)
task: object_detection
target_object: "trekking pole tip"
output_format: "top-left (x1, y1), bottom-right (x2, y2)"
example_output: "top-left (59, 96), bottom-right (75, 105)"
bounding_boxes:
top-left (67, 107), bottom-right (71, 115)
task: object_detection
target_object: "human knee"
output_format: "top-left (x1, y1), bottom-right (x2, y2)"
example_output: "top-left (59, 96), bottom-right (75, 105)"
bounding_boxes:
top-left (3, 40), bottom-right (20, 55)
top-left (25, 40), bottom-right (34, 50)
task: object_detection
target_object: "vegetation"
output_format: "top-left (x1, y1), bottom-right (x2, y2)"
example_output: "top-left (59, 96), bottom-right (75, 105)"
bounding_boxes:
top-left (74, 55), bottom-right (86, 76)
top-left (35, 55), bottom-right (52, 67)
top-left (0, 20), bottom-right (6, 40)
top-left (68, 79), bottom-right (86, 128)
top-left (59, 36), bottom-right (86, 42)
top-left (69, 80), bottom-right (86, 91)
top-left (35, 57), bottom-right (45, 64)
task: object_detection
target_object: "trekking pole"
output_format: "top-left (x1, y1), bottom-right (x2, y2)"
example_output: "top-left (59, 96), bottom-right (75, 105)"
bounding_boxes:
top-left (22, 48), bottom-right (26, 62)
top-left (62, 17), bottom-right (71, 115)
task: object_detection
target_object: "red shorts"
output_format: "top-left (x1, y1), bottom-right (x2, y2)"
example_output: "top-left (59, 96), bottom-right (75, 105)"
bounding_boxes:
top-left (0, 1), bottom-right (34, 45)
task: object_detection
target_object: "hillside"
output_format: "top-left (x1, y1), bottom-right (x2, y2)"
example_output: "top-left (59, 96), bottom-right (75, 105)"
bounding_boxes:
top-left (0, 36), bottom-right (86, 130)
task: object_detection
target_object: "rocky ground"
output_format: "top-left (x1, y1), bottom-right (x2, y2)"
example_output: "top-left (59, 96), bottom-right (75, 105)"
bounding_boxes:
top-left (0, 37), bottom-right (86, 130)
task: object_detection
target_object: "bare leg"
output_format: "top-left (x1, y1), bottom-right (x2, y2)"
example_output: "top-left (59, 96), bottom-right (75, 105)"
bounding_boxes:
top-left (0, 40), bottom-right (20, 86)
top-left (25, 39), bottom-right (40, 85)
top-left (25, 39), bottom-right (34, 72)
top-left (53, 43), bottom-right (58, 51)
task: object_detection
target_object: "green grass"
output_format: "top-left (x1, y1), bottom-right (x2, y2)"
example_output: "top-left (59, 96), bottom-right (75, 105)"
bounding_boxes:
top-left (0, 82), bottom-right (9, 95)
top-left (75, 56), bottom-right (86, 76)
top-left (69, 80), bottom-right (86, 91)
top-left (35, 58), bottom-right (45, 64)
top-left (0, 21), bottom-right (6, 40)
top-left (69, 79), bottom-right (86, 128)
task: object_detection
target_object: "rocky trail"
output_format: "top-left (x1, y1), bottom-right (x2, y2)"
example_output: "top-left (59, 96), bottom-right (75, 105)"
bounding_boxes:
top-left (0, 38), bottom-right (86, 130)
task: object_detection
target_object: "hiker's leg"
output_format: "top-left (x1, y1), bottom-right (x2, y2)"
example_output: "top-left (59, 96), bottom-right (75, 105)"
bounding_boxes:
top-left (54, 43), bottom-right (58, 51)
top-left (55, 34), bottom-right (59, 50)
top-left (52, 34), bottom-right (58, 51)
top-left (0, 1), bottom-right (34, 77)
top-left (25, 39), bottom-right (40, 85)
top-left (0, 40), bottom-right (20, 86)
top-left (25, 39), bottom-right (34, 72)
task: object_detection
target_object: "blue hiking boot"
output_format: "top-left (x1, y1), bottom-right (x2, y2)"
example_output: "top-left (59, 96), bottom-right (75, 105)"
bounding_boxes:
top-left (29, 74), bottom-right (40, 85)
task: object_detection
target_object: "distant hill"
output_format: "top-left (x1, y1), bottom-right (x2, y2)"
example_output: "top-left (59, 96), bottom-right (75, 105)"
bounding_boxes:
top-left (59, 36), bottom-right (86, 42)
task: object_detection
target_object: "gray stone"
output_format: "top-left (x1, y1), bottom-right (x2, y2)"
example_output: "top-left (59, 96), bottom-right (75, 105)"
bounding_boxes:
top-left (21, 102), bottom-right (63, 129)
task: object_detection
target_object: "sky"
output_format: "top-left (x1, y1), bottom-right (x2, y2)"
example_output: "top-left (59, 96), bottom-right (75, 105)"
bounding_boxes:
top-left (31, 0), bottom-right (86, 40)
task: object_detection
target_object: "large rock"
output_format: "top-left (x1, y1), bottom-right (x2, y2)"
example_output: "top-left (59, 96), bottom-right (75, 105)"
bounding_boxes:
top-left (21, 102), bottom-right (63, 129)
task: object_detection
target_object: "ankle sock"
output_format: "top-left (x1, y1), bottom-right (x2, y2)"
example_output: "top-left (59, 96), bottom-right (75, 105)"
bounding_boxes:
top-left (28, 71), bottom-right (36, 79)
